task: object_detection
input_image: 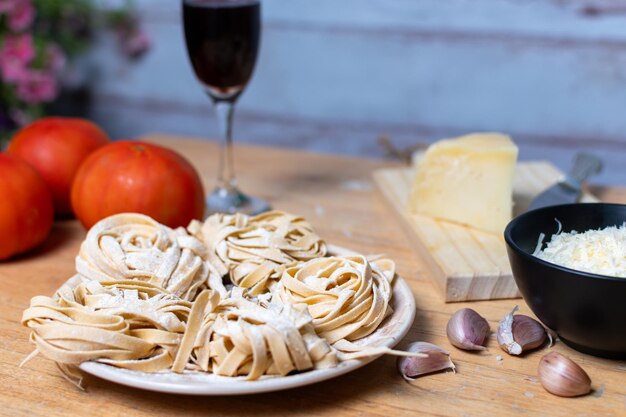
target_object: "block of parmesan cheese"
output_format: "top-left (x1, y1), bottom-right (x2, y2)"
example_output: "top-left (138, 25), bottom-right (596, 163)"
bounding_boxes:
top-left (408, 133), bottom-right (518, 235)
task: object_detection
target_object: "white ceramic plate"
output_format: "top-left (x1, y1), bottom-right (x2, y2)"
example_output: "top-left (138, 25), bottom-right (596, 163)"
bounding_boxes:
top-left (78, 245), bottom-right (416, 395)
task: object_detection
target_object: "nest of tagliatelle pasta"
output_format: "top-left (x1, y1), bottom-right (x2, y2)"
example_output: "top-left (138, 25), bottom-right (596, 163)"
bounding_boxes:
top-left (21, 211), bottom-right (412, 388)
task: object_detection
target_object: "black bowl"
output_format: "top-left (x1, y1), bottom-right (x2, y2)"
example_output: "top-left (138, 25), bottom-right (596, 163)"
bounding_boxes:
top-left (504, 203), bottom-right (626, 359)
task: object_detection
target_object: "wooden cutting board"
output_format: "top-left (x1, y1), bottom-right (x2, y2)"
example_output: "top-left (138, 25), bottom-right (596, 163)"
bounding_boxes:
top-left (373, 161), bottom-right (598, 302)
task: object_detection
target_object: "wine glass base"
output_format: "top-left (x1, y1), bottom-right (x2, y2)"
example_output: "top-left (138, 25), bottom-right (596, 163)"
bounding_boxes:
top-left (205, 187), bottom-right (271, 216)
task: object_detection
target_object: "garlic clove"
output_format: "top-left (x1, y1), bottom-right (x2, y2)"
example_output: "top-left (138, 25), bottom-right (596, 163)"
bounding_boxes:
top-left (538, 352), bottom-right (592, 397)
top-left (397, 342), bottom-right (455, 381)
top-left (512, 315), bottom-right (548, 351)
top-left (497, 306), bottom-right (547, 355)
top-left (446, 308), bottom-right (490, 351)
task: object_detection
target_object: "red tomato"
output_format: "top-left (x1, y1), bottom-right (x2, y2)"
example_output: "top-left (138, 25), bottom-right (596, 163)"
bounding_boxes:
top-left (0, 153), bottom-right (54, 260)
top-left (71, 141), bottom-right (205, 229)
top-left (7, 117), bottom-right (110, 215)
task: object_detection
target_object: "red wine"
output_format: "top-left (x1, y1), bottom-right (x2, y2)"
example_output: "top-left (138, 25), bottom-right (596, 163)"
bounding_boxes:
top-left (183, 0), bottom-right (260, 101)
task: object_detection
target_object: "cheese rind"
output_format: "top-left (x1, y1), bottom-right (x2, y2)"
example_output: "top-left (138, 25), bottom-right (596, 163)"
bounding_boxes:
top-left (408, 133), bottom-right (518, 235)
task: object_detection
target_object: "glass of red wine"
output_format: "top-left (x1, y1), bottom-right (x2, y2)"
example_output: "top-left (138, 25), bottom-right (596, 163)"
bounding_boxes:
top-left (182, 0), bottom-right (269, 215)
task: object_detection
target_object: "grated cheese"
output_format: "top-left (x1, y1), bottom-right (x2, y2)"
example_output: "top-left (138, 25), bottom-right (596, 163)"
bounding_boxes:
top-left (533, 222), bottom-right (626, 278)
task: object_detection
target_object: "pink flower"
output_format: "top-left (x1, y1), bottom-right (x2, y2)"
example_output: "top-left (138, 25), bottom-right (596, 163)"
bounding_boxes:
top-left (9, 0), bottom-right (35, 32)
top-left (122, 30), bottom-right (151, 59)
top-left (15, 69), bottom-right (58, 104)
top-left (8, 0), bottom-right (35, 31)
top-left (10, 108), bottom-right (29, 126)
top-left (0, 59), bottom-right (26, 82)
top-left (0, 33), bottom-right (35, 82)
top-left (45, 43), bottom-right (66, 74)
top-left (0, 0), bottom-right (34, 30)
top-left (0, 0), bottom-right (16, 14)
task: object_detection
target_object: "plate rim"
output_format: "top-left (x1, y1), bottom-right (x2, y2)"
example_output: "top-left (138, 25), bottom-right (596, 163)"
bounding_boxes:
top-left (78, 244), bottom-right (416, 395)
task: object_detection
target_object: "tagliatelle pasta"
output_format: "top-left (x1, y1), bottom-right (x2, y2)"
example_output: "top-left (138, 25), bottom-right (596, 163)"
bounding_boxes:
top-left (273, 255), bottom-right (394, 343)
top-left (180, 290), bottom-right (337, 379)
top-left (76, 213), bottom-right (226, 300)
top-left (22, 211), bottom-right (416, 388)
top-left (189, 211), bottom-right (326, 294)
top-left (21, 277), bottom-right (191, 384)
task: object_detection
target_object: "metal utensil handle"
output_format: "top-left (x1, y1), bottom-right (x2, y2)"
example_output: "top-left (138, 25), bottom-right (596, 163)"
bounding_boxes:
top-left (570, 153), bottom-right (603, 184)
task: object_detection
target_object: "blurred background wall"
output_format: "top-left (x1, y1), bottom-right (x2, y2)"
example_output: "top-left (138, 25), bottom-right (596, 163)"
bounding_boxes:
top-left (88, 0), bottom-right (626, 185)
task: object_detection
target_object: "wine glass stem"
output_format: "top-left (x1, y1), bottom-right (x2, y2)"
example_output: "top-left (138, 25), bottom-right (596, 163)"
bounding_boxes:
top-left (213, 100), bottom-right (237, 191)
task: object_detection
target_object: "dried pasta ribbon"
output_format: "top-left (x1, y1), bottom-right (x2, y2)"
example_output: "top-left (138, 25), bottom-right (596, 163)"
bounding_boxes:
top-left (188, 294), bottom-right (337, 379)
top-left (21, 211), bottom-right (413, 386)
top-left (328, 339), bottom-right (426, 365)
top-left (76, 213), bottom-right (226, 301)
top-left (274, 255), bottom-right (394, 344)
top-left (189, 211), bottom-right (326, 295)
top-left (172, 289), bottom-right (220, 372)
top-left (21, 277), bottom-right (190, 381)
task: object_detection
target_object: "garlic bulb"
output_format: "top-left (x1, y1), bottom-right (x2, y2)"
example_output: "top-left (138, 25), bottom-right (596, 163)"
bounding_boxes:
top-left (497, 306), bottom-right (548, 355)
top-left (397, 342), bottom-right (455, 380)
top-left (446, 308), bottom-right (490, 351)
top-left (538, 352), bottom-right (591, 397)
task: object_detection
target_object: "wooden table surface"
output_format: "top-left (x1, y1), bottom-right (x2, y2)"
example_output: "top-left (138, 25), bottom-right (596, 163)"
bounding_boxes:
top-left (2, 135), bottom-right (625, 417)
